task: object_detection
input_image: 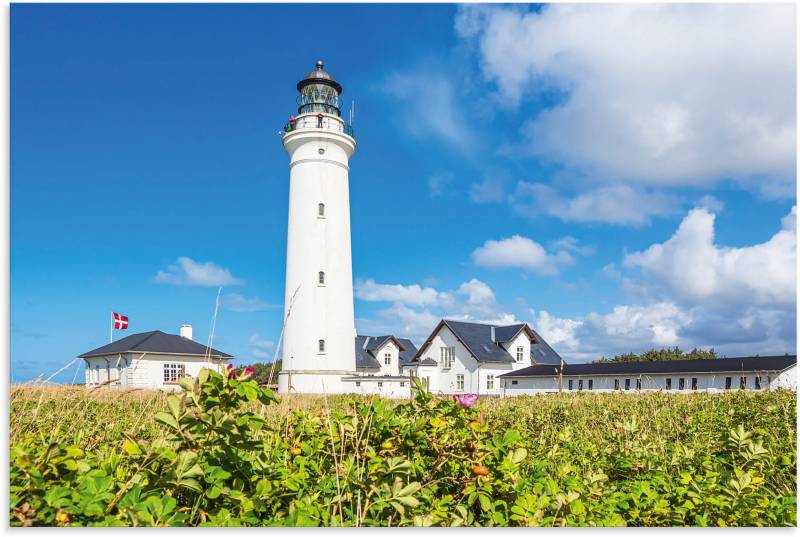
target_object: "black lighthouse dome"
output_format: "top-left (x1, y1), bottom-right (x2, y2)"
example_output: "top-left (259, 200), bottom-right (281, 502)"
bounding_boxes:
top-left (296, 60), bottom-right (342, 116)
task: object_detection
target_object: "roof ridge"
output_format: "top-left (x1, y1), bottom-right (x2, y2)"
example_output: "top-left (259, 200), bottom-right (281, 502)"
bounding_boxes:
top-left (130, 330), bottom-right (161, 351)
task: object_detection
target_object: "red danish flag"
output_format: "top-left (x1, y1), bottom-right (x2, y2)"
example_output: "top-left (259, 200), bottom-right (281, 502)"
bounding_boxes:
top-left (113, 312), bottom-right (129, 330)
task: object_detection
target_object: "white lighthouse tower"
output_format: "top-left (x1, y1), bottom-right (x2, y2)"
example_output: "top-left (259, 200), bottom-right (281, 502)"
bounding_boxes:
top-left (278, 61), bottom-right (358, 394)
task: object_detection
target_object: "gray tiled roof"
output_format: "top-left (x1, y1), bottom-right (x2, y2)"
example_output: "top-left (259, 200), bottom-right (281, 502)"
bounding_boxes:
top-left (493, 324), bottom-right (524, 342)
top-left (528, 326), bottom-right (563, 365)
top-left (413, 320), bottom-right (563, 365)
top-left (443, 320), bottom-right (516, 363)
top-left (500, 355), bottom-right (797, 378)
top-left (397, 338), bottom-right (418, 365)
top-left (355, 335), bottom-right (382, 369)
top-left (356, 335), bottom-right (419, 369)
top-left (79, 331), bottom-right (232, 359)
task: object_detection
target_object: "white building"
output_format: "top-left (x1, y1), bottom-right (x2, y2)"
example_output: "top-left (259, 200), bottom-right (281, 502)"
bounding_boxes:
top-left (278, 60), bottom-right (359, 395)
top-left (499, 355), bottom-right (797, 395)
top-left (340, 335), bottom-right (418, 397)
top-left (80, 324), bottom-right (230, 390)
top-left (406, 320), bottom-right (563, 396)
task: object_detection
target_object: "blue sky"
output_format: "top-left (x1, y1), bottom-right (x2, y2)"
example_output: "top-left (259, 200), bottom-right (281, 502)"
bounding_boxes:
top-left (11, 4), bottom-right (796, 382)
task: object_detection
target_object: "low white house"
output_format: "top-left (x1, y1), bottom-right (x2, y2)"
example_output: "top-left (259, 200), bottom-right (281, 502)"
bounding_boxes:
top-left (340, 335), bottom-right (418, 397)
top-left (80, 324), bottom-right (231, 390)
top-left (499, 355), bottom-right (797, 395)
top-left (405, 320), bottom-right (563, 396)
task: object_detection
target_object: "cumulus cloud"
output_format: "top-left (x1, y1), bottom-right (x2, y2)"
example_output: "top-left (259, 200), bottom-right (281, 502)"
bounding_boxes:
top-left (154, 257), bottom-right (242, 287)
top-left (355, 279), bottom-right (440, 307)
top-left (512, 182), bottom-right (680, 226)
top-left (356, 278), bottom-right (519, 341)
top-left (456, 4), bottom-right (796, 195)
top-left (249, 334), bottom-right (275, 360)
top-left (624, 206), bottom-right (797, 308)
top-left (472, 235), bottom-right (573, 275)
top-left (221, 293), bottom-right (277, 313)
top-left (528, 206), bottom-right (797, 361)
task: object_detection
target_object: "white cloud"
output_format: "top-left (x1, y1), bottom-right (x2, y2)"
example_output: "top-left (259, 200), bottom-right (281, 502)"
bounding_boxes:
top-left (696, 195), bottom-right (725, 213)
top-left (469, 176), bottom-right (508, 204)
top-left (249, 334), bottom-right (275, 360)
top-left (472, 235), bottom-right (573, 275)
top-left (456, 4), bottom-right (796, 195)
top-left (355, 279), bottom-right (439, 306)
top-left (512, 182), bottom-right (680, 226)
top-left (428, 172), bottom-right (455, 197)
top-left (624, 206), bottom-right (797, 308)
top-left (154, 257), bottom-right (241, 287)
top-left (356, 278), bottom-right (519, 341)
top-left (383, 70), bottom-right (478, 152)
top-left (221, 293), bottom-right (277, 313)
top-left (549, 236), bottom-right (596, 257)
top-left (528, 206), bottom-right (797, 361)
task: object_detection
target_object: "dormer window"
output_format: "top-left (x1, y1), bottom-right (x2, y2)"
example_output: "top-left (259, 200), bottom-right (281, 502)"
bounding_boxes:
top-left (318, 203), bottom-right (325, 217)
top-left (318, 339), bottom-right (325, 354)
top-left (516, 346), bottom-right (523, 362)
top-left (384, 352), bottom-right (391, 365)
top-left (318, 271), bottom-right (325, 285)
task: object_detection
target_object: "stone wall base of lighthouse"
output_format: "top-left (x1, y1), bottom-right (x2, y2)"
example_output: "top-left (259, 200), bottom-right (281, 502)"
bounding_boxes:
top-left (277, 370), bottom-right (357, 395)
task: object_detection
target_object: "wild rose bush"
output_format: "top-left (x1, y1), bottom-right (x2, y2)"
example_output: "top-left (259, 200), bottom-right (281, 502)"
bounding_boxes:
top-left (9, 369), bottom-right (797, 526)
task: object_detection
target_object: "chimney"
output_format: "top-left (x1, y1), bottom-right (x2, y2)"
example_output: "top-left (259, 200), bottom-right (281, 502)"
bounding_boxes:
top-left (180, 324), bottom-right (193, 340)
top-left (490, 326), bottom-right (496, 342)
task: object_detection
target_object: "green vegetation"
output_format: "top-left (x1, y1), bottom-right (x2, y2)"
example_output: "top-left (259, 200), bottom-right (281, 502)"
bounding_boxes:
top-left (9, 371), bottom-right (796, 527)
top-left (239, 360), bottom-right (282, 386)
top-left (595, 346), bottom-right (719, 364)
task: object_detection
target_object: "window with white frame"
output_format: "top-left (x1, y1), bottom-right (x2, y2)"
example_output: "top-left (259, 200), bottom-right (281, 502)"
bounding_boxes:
top-left (456, 374), bottom-right (464, 391)
top-left (440, 346), bottom-right (455, 369)
top-left (318, 339), bottom-right (326, 354)
top-left (318, 203), bottom-right (325, 217)
top-left (384, 352), bottom-right (391, 365)
top-left (487, 375), bottom-right (494, 390)
top-left (377, 381), bottom-right (383, 388)
top-left (515, 346), bottom-right (523, 362)
top-left (163, 363), bottom-right (185, 384)
top-left (318, 271), bottom-right (325, 285)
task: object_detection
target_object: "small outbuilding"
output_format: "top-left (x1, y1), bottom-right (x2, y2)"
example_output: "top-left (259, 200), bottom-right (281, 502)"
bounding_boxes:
top-left (79, 324), bottom-right (232, 390)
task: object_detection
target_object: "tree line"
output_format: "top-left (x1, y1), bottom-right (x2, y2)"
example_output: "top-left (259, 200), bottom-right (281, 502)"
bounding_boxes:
top-left (593, 347), bottom-right (718, 364)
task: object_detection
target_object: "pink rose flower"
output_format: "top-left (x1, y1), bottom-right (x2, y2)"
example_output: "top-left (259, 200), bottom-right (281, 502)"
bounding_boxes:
top-left (453, 394), bottom-right (479, 408)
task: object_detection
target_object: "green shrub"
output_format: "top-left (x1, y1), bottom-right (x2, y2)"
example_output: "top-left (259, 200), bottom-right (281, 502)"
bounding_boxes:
top-left (9, 371), bottom-right (797, 526)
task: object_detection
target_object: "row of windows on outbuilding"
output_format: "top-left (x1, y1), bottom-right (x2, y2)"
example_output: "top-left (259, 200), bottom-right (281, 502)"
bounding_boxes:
top-left (554, 375), bottom-right (769, 391)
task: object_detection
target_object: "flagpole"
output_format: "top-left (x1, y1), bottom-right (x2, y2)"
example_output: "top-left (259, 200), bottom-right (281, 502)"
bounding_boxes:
top-left (110, 311), bottom-right (114, 343)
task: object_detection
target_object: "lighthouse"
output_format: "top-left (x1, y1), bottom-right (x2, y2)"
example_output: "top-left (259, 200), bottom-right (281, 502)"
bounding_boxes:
top-left (278, 61), bottom-right (358, 394)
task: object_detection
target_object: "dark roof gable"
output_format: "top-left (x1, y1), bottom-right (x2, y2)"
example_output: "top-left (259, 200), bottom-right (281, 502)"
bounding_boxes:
top-left (412, 320), bottom-right (563, 365)
top-left (79, 331), bottom-right (232, 359)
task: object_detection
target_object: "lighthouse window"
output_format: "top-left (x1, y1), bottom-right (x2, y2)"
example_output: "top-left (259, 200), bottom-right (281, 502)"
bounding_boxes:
top-left (318, 339), bottom-right (325, 354)
top-left (318, 203), bottom-right (325, 217)
top-left (318, 271), bottom-right (325, 285)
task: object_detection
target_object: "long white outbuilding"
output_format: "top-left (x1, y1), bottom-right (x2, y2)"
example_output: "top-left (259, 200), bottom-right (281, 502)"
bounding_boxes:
top-left (499, 355), bottom-right (797, 395)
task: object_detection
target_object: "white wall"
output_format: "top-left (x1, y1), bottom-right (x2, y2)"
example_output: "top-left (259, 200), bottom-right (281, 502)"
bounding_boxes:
top-left (771, 366), bottom-right (796, 390)
top-left (375, 340), bottom-right (401, 377)
top-left (414, 325), bottom-right (517, 395)
top-left (343, 377), bottom-right (410, 398)
top-left (501, 368), bottom-right (797, 396)
top-left (84, 353), bottom-right (227, 390)
top-left (281, 113), bottom-right (358, 390)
